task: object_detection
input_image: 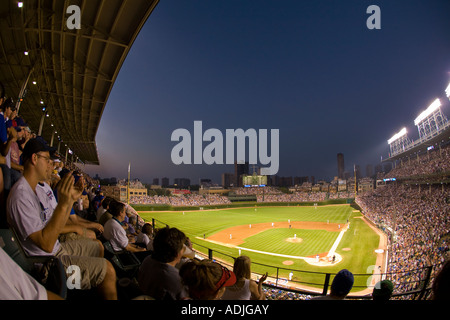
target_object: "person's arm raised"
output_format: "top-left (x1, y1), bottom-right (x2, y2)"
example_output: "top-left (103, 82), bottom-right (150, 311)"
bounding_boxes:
top-left (28, 173), bottom-right (79, 253)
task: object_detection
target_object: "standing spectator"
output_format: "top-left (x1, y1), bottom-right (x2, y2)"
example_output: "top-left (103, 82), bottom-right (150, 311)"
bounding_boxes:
top-left (138, 227), bottom-right (189, 300)
top-left (0, 97), bottom-right (20, 192)
top-left (6, 112), bottom-right (24, 177)
top-left (179, 259), bottom-right (237, 300)
top-left (221, 255), bottom-right (268, 300)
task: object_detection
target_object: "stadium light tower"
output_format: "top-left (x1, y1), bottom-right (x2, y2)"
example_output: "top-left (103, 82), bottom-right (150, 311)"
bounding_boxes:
top-left (446, 82), bottom-right (450, 100)
top-left (388, 127), bottom-right (410, 157)
top-left (414, 98), bottom-right (448, 142)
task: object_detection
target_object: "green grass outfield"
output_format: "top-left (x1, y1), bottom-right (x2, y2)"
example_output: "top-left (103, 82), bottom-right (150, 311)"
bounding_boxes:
top-left (137, 204), bottom-right (380, 292)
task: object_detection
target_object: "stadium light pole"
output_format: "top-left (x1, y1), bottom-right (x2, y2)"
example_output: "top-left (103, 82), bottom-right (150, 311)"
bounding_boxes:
top-left (388, 128), bottom-right (409, 157)
top-left (387, 128), bottom-right (407, 145)
top-left (127, 162), bottom-right (131, 205)
top-left (446, 82), bottom-right (450, 100)
top-left (414, 99), bottom-right (441, 126)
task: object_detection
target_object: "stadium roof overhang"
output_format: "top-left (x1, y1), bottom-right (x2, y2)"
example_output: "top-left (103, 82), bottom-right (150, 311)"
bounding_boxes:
top-left (0, 0), bottom-right (159, 165)
top-left (382, 125), bottom-right (450, 163)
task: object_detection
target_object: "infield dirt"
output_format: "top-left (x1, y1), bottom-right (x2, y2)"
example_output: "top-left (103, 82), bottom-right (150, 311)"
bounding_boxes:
top-left (206, 221), bottom-right (345, 246)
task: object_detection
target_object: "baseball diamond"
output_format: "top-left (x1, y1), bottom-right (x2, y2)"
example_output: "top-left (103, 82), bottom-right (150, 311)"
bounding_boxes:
top-left (139, 204), bottom-right (387, 294)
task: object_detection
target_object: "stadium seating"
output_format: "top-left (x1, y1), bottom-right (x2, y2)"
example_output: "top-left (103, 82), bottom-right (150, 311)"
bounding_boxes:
top-left (103, 240), bottom-right (141, 279)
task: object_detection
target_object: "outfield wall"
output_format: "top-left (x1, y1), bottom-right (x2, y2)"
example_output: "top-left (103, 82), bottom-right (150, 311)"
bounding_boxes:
top-left (131, 198), bottom-right (353, 212)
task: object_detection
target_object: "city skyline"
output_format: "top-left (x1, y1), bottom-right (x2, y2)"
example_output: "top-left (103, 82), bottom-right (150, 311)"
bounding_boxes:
top-left (91, 152), bottom-right (389, 187)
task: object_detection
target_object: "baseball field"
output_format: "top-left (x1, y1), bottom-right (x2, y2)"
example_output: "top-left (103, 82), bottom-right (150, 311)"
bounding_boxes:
top-left (138, 204), bottom-right (386, 294)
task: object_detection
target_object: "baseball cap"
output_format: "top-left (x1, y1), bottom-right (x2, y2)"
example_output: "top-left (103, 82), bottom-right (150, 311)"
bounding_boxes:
top-left (214, 263), bottom-right (236, 291)
top-left (22, 137), bottom-right (56, 163)
top-left (14, 116), bottom-right (27, 127)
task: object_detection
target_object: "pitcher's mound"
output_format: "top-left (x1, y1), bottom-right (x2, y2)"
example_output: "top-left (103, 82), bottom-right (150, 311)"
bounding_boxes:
top-left (282, 260), bottom-right (294, 265)
top-left (286, 237), bottom-right (303, 243)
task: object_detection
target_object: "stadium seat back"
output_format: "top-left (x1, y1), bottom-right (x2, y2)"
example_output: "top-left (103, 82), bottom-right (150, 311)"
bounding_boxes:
top-left (0, 228), bottom-right (67, 299)
top-left (103, 241), bottom-right (141, 278)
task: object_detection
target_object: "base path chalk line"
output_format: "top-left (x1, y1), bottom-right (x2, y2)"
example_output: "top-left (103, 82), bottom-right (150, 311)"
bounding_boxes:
top-left (327, 223), bottom-right (349, 257)
top-left (235, 246), bottom-right (307, 260)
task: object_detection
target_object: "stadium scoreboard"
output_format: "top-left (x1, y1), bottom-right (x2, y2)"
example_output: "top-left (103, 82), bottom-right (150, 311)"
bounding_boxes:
top-left (243, 174), bottom-right (267, 187)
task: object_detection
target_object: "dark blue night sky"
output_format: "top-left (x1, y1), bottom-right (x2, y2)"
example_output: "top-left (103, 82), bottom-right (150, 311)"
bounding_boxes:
top-left (84, 0), bottom-right (450, 185)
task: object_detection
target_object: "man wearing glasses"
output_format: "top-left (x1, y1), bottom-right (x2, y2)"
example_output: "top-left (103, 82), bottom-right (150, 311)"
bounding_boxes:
top-left (7, 138), bottom-right (118, 299)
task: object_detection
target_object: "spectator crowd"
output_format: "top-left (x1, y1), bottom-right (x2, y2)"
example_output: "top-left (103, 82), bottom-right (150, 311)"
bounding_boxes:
top-left (356, 147), bottom-right (450, 298)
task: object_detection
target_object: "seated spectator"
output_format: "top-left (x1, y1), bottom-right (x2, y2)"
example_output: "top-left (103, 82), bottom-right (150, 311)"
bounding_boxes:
top-left (54, 169), bottom-right (104, 241)
top-left (372, 280), bottom-right (394, 301)
top-left (0, 246), bottom-right (63, 300)
top-left (98, 202), bottom-right (113, 226)
top-left (179, 259), bottom-right (237, 300)
top-left (136, 223), bottom-right (154, 250)
top-left (137, 227), bottom-right (189, 300)
top-left (6, 138), bottom-right (117, 299)
top-left (103, 200), bottom-right (149, 258)
top-left (311, 269), bottom-right (354, 300)
top-left (125, 214), bottom-right (139, 240)
top-left (92, 190), bottom-right (105, 212)
top-left (96, 196), bottom-right (113, 222)
top-left (221, 255), bottom-right (268, 300)
top-left (175, 237), bottom-right (196, 270)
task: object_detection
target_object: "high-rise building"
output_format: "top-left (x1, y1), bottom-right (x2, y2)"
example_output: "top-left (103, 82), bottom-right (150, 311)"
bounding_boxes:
top-left (221, 173), bottom-right (234, 187)
top-left (174, 178), bottom-right (190, 188)
top-left (235, 161), bottom-right (249, 187)
top-left (355, 164), bottom-right (362, 180)
top-left (366, 164), bottom-right (373, 178)
top-left (161, 177), bottom-right (169, 187)
top-left (337, 153), bottom-right (345, 179)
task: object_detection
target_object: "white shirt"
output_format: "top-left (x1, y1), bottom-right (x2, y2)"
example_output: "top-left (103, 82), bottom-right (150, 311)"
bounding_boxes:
top-left (96, 206), bottom-right (106, 222)
top-left (36, 182), bottom-right (58, 213)
top-left (7, 176), bottom-right (61, 256)
top-left (136, 232), bottom-right (150, 247)
top-left (0, 247), bottom-right (47, 300)
top-left (221, 279), bottom-right (251, 300)
top-left (103, 218), bottom-right (129, 251)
